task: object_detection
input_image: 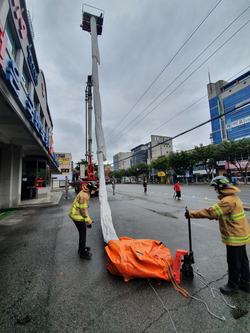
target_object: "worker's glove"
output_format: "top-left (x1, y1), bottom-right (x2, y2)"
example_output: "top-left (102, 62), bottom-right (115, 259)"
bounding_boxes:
top-left (87, 221), bottom-right (94, 229)
top-left (184, 211), bottom-right (189, 219)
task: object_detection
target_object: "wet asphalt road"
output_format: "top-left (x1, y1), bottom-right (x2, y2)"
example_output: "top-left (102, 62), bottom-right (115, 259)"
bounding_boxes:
top-left (0, 184), bottom-right (250, 333)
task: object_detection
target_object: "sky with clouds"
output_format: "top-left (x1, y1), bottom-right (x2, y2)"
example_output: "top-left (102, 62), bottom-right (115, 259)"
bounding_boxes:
top-left (26, 0), bottom-right (250, 165)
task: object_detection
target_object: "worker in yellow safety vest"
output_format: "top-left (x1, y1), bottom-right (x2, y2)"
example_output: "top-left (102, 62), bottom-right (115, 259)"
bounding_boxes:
top-left (68, 181), bottom-right (98, 259)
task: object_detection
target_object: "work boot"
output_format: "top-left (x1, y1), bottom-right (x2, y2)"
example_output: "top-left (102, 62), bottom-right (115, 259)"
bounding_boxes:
top-left (238, 282), bottom-right (250, 293)
top-left (78, 246), bottom-right (91, 254)
top-left (80, 250), bottom-right (92, 259)
top-left (219, 284), bottom-right (238, 294)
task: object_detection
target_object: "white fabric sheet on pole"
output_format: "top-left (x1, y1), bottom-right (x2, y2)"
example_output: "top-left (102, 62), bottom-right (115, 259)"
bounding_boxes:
top-left (90, 17), bottom-right (119, 243)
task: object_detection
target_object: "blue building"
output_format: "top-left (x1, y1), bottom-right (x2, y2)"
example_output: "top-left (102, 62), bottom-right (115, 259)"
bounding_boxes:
top-left (208, 70), bottom-right (250, 145)
top-left (131, 144), bottom-right (149, 166)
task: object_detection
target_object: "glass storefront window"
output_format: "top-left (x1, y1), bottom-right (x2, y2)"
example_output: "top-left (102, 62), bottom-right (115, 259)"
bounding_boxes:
top-left (37, 161), bottom-right (46, 178)
top-left (36, 161), bottom-right (46, 187)
top-left (26, 160), bottom-right (37, 177)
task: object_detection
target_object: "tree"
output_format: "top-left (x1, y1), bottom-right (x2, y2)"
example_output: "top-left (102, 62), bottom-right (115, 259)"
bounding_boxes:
top-left (168, 150), bottom-right (190, 183)
top-left (109, 171), bottom-right (122, 179)
top-left (75, 159), bottom-right (88, 171)
top-left (150, 156), bottom-right (169, 172)
top-left (131, 162), bottom-right (149, 180)
top-left (231, 138), bottom-right (250, 184)
top-left (217, 139), bottom-right (245, 180)
top-left (191, 144), bottom-right (217, 183)
top-left (75, 158), bottom-right (98, 174)
top-left (150, 156), bottom-right (169, 183)
top-left (123, 167), bottom-right (134, 177)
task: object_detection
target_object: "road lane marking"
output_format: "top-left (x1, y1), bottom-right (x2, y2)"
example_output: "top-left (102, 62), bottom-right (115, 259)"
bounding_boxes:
top-left (107, 189), bottom-right (250, 209)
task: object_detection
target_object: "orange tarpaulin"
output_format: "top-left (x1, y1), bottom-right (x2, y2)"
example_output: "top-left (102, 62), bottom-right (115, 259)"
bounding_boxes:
top-left (105, 237), bottom-right (189, 297)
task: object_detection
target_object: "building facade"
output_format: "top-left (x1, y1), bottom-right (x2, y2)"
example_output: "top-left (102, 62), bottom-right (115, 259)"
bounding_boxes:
top-left (0, 0), bottom-right (60, 208)
top-left (149, 135), bottom-right (173, 161)
top-left (113, 152), bottom-right (131, 171)
top-left (52, 153), bottom-right (72, 188)
top-left (113, 135), bottom-right (173, 170)
top-left (131, 144), bottom-right (149, 166)
top-left (208, 70), bottom-right (250, 145)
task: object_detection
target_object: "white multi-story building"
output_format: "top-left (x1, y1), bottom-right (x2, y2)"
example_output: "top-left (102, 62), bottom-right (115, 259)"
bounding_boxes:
top-left (149, 135), bottom-right (173, 161)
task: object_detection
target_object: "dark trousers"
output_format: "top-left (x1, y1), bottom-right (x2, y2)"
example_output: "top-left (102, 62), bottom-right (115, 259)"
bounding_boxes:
top-left (175, 191), bottom-right (181, 198)
top-left (73, 221), bottom-right (86, 253)
top-left (226, 244), bottom-right (250, 288)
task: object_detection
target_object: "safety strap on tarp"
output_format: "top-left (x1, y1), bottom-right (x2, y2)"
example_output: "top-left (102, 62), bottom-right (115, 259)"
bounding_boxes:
top-left (163, 258), bottom-right (189, 298)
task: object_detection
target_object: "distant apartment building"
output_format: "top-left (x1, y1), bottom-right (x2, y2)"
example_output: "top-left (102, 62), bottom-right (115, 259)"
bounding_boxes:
top-left (131, 135), bottom-right (173, 166)
top-left (52, 153), bottom-right (72, 187)
top-left (113, 152), bottom-right (131, 171)
top-left (208, 70), bottom-right (250, 145)
top-left (131, 144), bottom-right (149, 166)
top-left (113, 135), bottom-right (173, 169)
top-left (149, 135), bottom-right (173, 161)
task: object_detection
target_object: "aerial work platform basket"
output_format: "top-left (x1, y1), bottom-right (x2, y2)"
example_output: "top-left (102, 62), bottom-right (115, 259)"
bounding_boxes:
top-left (81, 4), bottom-right (104, 35)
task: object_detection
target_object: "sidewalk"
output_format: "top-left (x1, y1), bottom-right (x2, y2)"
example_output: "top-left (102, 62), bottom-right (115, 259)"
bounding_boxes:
top-left (18, 190), bottom-right (64, 208)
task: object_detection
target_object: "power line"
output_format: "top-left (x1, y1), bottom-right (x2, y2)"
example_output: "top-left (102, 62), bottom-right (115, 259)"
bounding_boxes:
top-left (117, 65), bottom-right (250, 153)
top-left (227, 65), bottom-right (250, 82)
top-left (106, 16), bottom-right (250, 148)
top-left (106, 7), bottom-right (250, 146)
top-left (104, 0), bottom-right (223, 141)
top-left (109, 101), bottom-right (250, 166)
top-left (117, 65), bottom-right (250, 154)
top-left (119, 95), bottom-right (208, 152)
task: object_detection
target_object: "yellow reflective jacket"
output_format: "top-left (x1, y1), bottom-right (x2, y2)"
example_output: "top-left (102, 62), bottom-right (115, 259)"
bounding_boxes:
top-left (68, 186), bottom-right (92, 225)
top-left (189, 186), bottom-right (250, 246)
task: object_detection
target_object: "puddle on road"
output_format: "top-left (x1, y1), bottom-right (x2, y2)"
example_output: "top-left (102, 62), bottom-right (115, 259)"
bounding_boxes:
top-left (148, 209), bottom-right (178, 219)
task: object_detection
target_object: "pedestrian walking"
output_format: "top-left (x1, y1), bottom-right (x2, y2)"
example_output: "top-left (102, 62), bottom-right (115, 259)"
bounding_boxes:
top-left (174, 180), bottom-right (181, 200)
top-left (143, 180), bottom-right (147, 194)
top-left (185, 176), bottom-right (250, 294)
top-left (68, 181), bottom-right (99, 259)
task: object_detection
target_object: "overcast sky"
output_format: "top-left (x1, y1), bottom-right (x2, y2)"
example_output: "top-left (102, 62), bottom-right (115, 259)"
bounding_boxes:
top-left (26, 0), bottom-right (250, 165)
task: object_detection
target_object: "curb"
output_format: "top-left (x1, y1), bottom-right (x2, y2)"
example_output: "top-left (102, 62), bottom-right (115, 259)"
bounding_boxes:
top-left (18, 192), bottom-right (63, 209)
